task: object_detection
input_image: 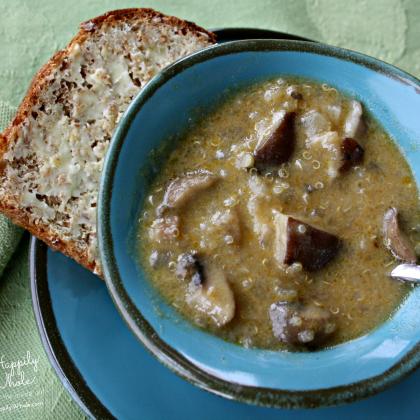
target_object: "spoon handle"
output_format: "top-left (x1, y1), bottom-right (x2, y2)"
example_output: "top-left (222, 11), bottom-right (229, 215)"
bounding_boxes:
top-left (390, 263), bottom-right (420, 283)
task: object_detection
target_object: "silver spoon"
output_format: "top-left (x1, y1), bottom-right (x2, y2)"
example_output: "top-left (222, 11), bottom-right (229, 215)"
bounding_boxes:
top-left (390, 264), bottom-right (420, 283)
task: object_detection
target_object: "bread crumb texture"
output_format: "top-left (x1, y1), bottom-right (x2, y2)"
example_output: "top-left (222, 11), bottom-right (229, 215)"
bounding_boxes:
top-left (0, 9), bottom-right (215, 275)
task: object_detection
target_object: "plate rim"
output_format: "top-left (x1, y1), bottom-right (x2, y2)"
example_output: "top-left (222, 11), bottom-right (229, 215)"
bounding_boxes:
top-left (30, 237), bottom-right (114, 419)
top-left (29, 236), bottom-right (420, 416)
top-left (97, 33), bottom-right (420, 409)
top-left (28, 27), bottom-right (322, 418)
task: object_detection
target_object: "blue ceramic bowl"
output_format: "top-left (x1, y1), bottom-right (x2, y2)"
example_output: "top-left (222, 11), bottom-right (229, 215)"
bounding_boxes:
top-left (98, 40), bottom-right (420, 408)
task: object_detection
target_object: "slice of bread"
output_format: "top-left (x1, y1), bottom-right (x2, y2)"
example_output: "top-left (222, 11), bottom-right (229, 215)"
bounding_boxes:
top-left (0, 8), bottom-right (216, 275)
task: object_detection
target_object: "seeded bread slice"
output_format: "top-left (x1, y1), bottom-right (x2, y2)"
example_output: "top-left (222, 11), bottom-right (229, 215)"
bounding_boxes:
top-left (0, 8), bottom-right (216, 275)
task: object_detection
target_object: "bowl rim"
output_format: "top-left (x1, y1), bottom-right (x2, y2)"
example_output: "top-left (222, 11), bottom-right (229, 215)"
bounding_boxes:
top-left (98, 39), bottom-right (420, 409)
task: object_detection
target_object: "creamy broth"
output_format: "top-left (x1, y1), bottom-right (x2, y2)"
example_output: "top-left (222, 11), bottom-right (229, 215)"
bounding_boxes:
top-left (138, 78), bottom-right (420, 350)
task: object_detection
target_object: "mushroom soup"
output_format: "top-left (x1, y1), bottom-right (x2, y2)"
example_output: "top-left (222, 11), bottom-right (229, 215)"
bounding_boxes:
top-left (138, 78), bottom-right (420, 350)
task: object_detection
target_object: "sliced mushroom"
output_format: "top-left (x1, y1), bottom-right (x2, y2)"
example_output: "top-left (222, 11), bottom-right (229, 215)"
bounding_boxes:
top-left (269, 301), bottom-right (336, 347)
top-left (301, 109), bottom-right (331, 138)
top-left (149, 215), bottom-right (180, 243)
top-left (247, 198), bottom-right (272, 247)
top-left (273, 211), bottom-right (340, 271)
top-left (160, 170), bottom-right (218, 212)
top-left (306, 131), bottom-right (342, 178)
top-left (186, 262), bottom-right (235, 327)
top-left (343, 100), bottom-right (365, 139)
top-left (254, 111), bottom-right (296, 169)
top-left (176, 252), bottom-right (204, 285)
top-left (340, 137), bottom-right (364, 173)
top-left (246, 176), bottom-right (272, 247)
top-left (325, 103), bottom-right (342, 124)
top-left (383, 207), bottom-right (416, 263)
top-left (308, 132), bottom-right (364, 177)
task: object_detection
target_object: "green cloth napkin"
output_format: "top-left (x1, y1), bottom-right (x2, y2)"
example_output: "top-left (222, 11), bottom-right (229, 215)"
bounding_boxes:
top-left (0, 1), bottom-right (419, 419)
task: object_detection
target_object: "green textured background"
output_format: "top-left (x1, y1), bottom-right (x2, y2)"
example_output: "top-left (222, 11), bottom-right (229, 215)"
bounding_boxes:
top-left (0, 0), bottom-right (419, 418)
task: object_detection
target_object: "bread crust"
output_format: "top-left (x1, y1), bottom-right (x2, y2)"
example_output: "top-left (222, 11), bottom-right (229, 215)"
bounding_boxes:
top-left (0, 8), bottom-right (216, 275)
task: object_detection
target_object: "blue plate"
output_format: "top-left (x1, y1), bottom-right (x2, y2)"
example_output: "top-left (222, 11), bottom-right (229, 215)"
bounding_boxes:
top-left (31, 238), bottom-right (420, 419)
top-left (98, 31), bottom-right (420, 407)
top-left (30, 29), bottom-right (420, 419)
